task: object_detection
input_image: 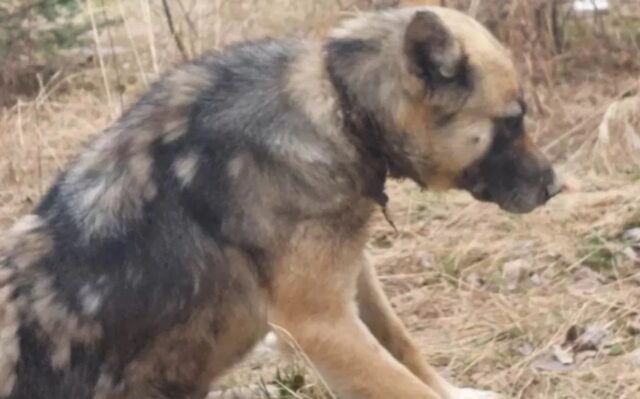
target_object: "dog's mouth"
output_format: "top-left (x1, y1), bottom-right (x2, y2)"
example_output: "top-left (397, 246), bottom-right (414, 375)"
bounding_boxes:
top-left (467, 182), bottom-right (563, 214)
top-left (459, 169), bottom-right (563, 214)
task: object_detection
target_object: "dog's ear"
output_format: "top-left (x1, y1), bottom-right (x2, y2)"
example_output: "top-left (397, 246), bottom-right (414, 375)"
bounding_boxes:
top-left (404, 10), bottom-right (469, 89)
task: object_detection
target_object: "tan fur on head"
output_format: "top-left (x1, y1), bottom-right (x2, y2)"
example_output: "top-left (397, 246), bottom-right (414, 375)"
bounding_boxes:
top-left (403, 6), bottom-right (521, 178)
top-left (328, 6), bottom-right (524, 188)
top-left (326, 5), bottom-right (558, 212)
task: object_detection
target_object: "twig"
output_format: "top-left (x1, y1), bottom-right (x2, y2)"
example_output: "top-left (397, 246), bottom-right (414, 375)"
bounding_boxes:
top-left (87, 0), bottom-right (114, 114)
top-left (140, 0), bottom-right (159, 76)
top-left (102, 0), bottom-right (125, 111)
top-left (268, 323), bottom-right (338, 399)
top-left (161, 0), bottom-right (189, 61)
top-left (16, 99), bottom-right (24, 148)
top-left (175, 0), bottom-right (198, 56)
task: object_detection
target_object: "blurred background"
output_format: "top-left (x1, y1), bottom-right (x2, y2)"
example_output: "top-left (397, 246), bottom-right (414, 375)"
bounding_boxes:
top-left (1, 1), bottom-right (639, 398)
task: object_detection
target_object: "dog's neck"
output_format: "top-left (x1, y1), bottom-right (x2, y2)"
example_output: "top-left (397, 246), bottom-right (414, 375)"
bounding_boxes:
top-left (324, 54), bottom-right (389, 209)
top-left (323, 39), bottom-right (427, 210)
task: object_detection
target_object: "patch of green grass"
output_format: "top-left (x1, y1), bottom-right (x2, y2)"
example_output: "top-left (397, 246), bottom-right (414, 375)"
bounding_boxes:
top-left (577, 236), bottom-right (623, 273)
top-left (415, 203), bottom-right (429, 216)
top-left (278, 366), bottom-right (307, 397)
top-left (608, 343), bottom-right (625, 356)
top-left (495, 326), bottom-right (524, 342)
top-left (371, 234), bottom-right (393, 249)
top-left (439, 255), bottom-right (461, 285)
top-left (481, 269), bottom-right (504, 293)
top-left (260, 365), bottom-right (330, 399)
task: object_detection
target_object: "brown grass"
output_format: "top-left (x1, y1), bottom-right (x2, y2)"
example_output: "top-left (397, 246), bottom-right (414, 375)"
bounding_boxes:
top-left (1, 1), bottom-right (640, 398)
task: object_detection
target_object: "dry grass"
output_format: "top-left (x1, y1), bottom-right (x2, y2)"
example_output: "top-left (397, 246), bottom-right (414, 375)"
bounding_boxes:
top-left (1, 1), bottom-right (640, 398)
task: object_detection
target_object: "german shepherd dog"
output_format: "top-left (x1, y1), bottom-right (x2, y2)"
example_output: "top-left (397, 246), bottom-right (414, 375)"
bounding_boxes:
top-left (0, 6), bottom-right (561, 399)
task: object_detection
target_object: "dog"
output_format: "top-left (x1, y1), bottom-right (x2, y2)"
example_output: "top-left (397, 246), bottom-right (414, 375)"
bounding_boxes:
top-left (0, 6), bottom-right (561, 399)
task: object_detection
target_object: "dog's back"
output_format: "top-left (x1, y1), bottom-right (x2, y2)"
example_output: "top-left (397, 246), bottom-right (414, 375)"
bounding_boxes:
top-left (0, 38), bottom-right (357, 399)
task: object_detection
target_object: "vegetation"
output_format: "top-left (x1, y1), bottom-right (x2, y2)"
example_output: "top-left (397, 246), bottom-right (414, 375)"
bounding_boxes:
top-left (1, 1), bottom-right (639, 398)
top-left (0, 0), bottom-right (91, 58)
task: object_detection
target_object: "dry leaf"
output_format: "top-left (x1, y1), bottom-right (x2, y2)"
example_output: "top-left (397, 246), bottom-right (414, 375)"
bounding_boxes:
top-left (573, 325), bottom-right (610, 352)
top-left (515, 342), bottom-right (533, 356)
top-left (628, 348), bottom-right (640, 367)
top-left (623, 228), bottom-right (640, 245)
top-left (552, 344), bottom-right (574, 365)
top-left (575, 350), bottom-right (598, 364)
top-left (622, 247), bottom-right (638, 261)
top-left (465, 272), bottom-right (485, 288)
top-left (418, 253), bottom-right (434, 269)
top-left (532, 352), bottom-right (576, 372)
top-left (565, 325), bottom-right (580, 343)
top-left (503, 259), bottom-right (526, 291)
top-left (573, 267), bottom-right (605, 292)
top-left (510, 240), bottom-right (535, 258)
top-left (530, 273), bottom-right (543, 285)
top-left (623, 229), bottom-right (640, 261)
top-left (534, 324), bottom-right (613, 373)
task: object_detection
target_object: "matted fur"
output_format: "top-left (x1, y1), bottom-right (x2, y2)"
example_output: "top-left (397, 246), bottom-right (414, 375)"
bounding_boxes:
top-left (0, 6), bottom-right (558, 399)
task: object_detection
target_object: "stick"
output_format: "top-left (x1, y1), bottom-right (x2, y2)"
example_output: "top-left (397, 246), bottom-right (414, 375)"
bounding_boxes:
top-left (161, 0), bottom-right (189, 61)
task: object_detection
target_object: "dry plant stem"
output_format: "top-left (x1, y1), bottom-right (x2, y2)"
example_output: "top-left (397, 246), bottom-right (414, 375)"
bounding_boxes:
top-left (161, 0), bottom-right (190, 61)
top-left (140, 0), bottom-right (160, 76)
top-left (101, 0), bottom-right (125, 111)
top-left (87, 0), bottom-right (114, 114)
top-left (175, 0), bottom-right (199, 56)
top-left (269, 323), bottom-right (338, 399)
top-left (16, 99), bottom-right (24, 148)
top-left (117, 0), bottom-right (149, 87)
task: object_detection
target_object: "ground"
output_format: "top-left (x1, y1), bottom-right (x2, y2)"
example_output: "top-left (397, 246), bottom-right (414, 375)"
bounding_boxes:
top-left (1, 1), bottom-right (640, 398)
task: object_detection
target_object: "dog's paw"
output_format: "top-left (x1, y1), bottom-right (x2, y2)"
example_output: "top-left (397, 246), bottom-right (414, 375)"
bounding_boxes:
top-left (453, 388), bottom-right (503, 399)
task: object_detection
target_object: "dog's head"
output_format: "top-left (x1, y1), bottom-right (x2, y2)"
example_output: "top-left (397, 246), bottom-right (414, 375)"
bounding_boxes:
top-left (326, 7), bottom-right (561, 213)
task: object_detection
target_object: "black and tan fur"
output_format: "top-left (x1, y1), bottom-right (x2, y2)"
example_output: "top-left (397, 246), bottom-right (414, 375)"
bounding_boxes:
top-left (0, 6), bottom-right (561, 399)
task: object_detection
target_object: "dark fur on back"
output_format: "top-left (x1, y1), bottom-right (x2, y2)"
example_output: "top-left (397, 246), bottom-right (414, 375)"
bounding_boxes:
top-left (1, 38), bottom-right (372, 399)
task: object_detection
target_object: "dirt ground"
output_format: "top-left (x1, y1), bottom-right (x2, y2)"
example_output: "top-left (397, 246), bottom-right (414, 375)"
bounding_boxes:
top-left (1, 1), bottom-right (640, 398)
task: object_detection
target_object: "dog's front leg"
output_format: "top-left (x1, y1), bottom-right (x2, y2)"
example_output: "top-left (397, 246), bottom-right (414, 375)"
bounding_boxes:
top-left (356, 259), bottom-right (458, 397)
top-left (356, 259), bottom-right (503, 399)
top-left (269, 251), bottom-right (442, 399)
top-left (270, 306), bottom-right (442, 399)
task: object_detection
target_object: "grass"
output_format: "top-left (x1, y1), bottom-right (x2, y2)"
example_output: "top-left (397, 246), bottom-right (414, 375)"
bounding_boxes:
top-left (577, 235), bottom-right (623, 273)
top-left (2, 1), bottom-right (640, 399)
